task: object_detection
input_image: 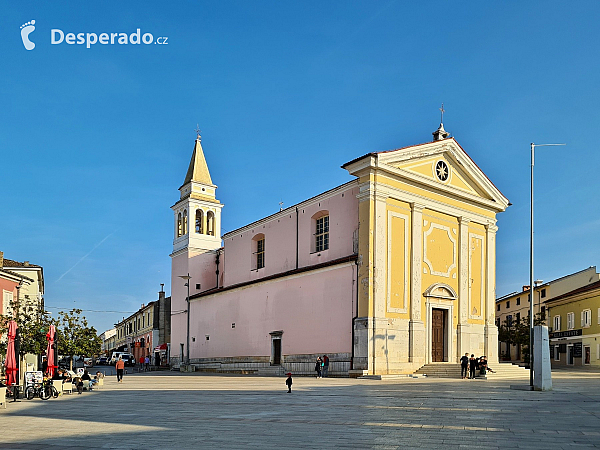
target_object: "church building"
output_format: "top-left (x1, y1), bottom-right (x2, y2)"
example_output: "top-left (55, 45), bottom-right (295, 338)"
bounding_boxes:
top-left (170, 123), bottom-right (509, 376)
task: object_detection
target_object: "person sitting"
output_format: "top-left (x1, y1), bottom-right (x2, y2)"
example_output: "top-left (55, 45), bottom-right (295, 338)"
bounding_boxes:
top-left (482, 356), bottom-right (495, 373)
top-left (92, 371), bottom-right (104, 386)
top-left (479, 356), bottom-right (488, 376)
top-left (81, 370), bottom-right (92, 391)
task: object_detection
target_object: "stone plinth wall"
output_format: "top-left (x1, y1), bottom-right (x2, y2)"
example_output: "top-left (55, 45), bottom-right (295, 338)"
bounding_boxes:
top-left (171, 352), bottom-right (351, 376)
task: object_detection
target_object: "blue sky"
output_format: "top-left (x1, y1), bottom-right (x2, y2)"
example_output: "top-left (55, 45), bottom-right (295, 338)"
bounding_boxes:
top-left (2, 1), bottom-right (599, 333)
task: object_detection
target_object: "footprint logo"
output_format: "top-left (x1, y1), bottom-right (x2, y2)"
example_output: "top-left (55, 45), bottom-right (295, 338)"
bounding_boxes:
top-left (20, 20), bottom-right (36, 50)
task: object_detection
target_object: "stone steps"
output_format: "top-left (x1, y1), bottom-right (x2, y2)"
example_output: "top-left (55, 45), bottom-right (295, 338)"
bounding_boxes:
top-left (414, 363), bottom-right (463, 378)
top-left (486, 362), bottom-right (530, 379)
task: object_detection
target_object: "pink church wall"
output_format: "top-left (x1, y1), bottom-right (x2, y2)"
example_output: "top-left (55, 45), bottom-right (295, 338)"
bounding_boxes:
top-left (186, 262), bottom-right (356, 359)
top-left (171, 181), bottom-right (360, 364)
top-left (222, 182), bottom-right (359, 287)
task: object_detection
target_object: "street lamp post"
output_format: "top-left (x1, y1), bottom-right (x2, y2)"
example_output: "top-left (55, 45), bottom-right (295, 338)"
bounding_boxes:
top-left (529, 142), bottom-right (564, 388)
top-left (179, 273), bottom-right (192, 365)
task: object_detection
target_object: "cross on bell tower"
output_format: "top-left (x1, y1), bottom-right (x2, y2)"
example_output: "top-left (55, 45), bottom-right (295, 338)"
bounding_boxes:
top-left (432, 103), bottom-right (450, 141)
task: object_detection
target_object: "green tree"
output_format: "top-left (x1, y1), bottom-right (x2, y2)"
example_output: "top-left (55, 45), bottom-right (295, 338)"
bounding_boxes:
top-left (498, 312), bottom-right (545, 363)
top-left (0, 296), bottom-right (52, 361)
top-left (54, 309), bottom-right (101, 370)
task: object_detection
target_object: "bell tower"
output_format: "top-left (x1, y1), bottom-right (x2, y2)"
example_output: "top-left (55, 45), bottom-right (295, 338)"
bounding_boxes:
top-left (171, 132), bottom-right (223, 255)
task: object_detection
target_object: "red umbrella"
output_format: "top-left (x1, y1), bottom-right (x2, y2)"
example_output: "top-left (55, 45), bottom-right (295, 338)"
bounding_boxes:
top-left (45, 325), bottom-right (57, 378)
top-left (5, 320), bottom-right (18, 386)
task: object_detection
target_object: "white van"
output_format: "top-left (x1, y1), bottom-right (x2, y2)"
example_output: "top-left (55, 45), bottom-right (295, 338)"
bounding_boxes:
top-left (109, 352), bottom-right (135, 366)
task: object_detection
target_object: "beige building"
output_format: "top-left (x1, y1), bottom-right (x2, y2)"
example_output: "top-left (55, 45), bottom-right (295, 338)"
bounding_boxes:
top-left (0, 253), bottom-right (45, 373)
top-left (0, 255), bottom-right (44, 314)
top-left (546, 281), bottom-right (600, 368)
top-left (495, 266), bottom-right (600, 361)
top-left (100, 328), bottom-right (117, 356)
top-left (114, 289), bottom-right (171, 365)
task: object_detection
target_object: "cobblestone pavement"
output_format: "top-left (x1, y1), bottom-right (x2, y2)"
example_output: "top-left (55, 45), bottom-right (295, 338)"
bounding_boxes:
top-left (1, 370), bottom-right (599, 449)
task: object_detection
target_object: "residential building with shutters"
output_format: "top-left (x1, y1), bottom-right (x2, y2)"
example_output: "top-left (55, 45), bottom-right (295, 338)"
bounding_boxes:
top-left (114, 289), bottom-right (171, 365)
top-left (495, 266), bottom-right (600, 362)
top-left (170, 124), bottom-right (509, 376)
top-left (546, 280), bottom-right (600, 368)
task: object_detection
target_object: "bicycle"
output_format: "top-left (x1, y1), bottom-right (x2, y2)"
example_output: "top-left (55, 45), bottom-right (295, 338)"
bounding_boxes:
top-left (25, 380), bottom-right (58, 400)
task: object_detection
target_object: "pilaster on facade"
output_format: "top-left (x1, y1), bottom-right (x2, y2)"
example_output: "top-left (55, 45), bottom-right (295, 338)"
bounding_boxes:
top-left (485, 222), bottom-right (498, 325)
top-left (409, 202), bottom-right (424, 363)
top-left (458, 217), bottom-right (470, 325)
top-left (372, 191), bottom-right (388, 319)
top-left (410, 202), bottom-right (424, 322)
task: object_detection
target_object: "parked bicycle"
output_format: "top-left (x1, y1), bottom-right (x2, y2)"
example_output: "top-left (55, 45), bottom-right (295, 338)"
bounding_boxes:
top-left (25, 379), bottom-right (58, 400)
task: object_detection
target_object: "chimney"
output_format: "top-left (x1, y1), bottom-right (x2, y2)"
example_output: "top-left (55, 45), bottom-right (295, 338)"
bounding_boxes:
top-left (0, 251), bottom-right (3, 268)
top-left (522, 285), bottom-right (530, 292)
top-left (24, 261), bottom-right (30, 267)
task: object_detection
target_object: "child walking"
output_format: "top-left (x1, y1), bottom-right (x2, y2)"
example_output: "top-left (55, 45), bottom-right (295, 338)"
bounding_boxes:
top-left (285, 372), bottom-right (293, 393)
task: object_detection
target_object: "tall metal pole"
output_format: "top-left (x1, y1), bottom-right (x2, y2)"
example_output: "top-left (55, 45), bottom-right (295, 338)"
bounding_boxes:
top-left (529, 142), bottom-right (565, 389)
top-left (529, 143), bottom-right (535, 388)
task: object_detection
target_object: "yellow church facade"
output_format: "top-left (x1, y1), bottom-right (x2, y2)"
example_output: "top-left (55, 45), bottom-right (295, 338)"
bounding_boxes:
top-left (343, 130), bottom-right (509, 375)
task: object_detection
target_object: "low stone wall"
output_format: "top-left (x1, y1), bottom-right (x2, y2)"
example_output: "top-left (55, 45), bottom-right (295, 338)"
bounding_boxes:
top-left (171, 352), bottom-right (352, 376)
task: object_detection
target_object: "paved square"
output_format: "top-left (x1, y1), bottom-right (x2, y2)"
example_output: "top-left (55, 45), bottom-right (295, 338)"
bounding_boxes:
top-left (1, 370), bottom-right (599, 449)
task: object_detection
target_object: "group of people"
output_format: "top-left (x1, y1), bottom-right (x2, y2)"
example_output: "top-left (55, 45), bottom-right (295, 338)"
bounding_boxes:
top-left (459, 353), bottom-right (495, 379)
top-left (52, 368), bottom-right (104, 393)
top-left (138, 355), bottom-right (151, 371)
top-left (314, 355), bottom-right (330, 378)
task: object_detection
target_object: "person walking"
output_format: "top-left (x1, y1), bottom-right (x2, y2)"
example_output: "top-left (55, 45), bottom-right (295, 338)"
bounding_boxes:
top-left (116, 356), bottom-right (125, 383)
top-left (322, 355), bottom-right (329, 378)
top-left (144, 356), bottom-right (150, 372)
top-left (139, 356), bottom-right (145, 372)
top-left (315, 357), bottom-right (322, 378)
top-left (460, 352), bottom-right (469, 379)
top-left (469, 354), bottom-right (477, 379)
top-left (285, 372), bottom-right (293, 393)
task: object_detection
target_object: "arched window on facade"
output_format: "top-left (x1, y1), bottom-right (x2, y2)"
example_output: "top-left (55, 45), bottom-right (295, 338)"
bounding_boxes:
top-left (252, 233), bottom-right (265, 270)
top-left (177, 212), bottom-right (182, 237)
top-left (207, 211), bottom-right (215, 236)
top-left (195, 209), bottom-right (204, 234)
top-left (183, 210), bottom-right (188, 235)
top-left (312, 211), bottom-right (329, 252)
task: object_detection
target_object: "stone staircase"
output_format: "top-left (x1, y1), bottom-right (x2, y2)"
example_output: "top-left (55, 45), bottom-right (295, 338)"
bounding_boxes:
top-left (413, 362), bottom-right (529, 379)
top-left (414, 363), bottom-right (463, 378)
top-left (486, 362), bottom-right (529, 379)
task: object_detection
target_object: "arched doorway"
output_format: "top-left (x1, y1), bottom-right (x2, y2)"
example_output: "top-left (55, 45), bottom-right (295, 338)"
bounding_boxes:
top-left (424, 283), bottom-right (457, 363)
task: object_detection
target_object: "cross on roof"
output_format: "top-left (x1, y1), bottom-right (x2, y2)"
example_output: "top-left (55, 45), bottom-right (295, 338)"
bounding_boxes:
top-left (439, 103), bottom-right (445, 124)
top-left (194, 124), bottom-right (201, 141)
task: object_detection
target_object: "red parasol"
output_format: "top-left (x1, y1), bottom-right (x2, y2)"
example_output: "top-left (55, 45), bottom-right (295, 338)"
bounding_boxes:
top-left (45, 325), bottom-right (57, 378)
top-left (5, 320), bottom-right (18, 386)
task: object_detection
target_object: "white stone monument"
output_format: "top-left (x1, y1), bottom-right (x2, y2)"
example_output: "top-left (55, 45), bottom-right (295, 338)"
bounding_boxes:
top-left (533, 325), bottom-right (552, 391)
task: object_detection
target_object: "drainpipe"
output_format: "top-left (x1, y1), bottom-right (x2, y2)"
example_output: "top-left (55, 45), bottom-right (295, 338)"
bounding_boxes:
top-left (215, 250), bottom-right (221, 288)
top-left (295, 207), bottom-right (299, 270)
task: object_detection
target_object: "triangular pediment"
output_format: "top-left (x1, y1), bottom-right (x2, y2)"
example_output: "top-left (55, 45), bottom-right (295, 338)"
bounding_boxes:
top-left (376, 138), bottom-right (508, 209)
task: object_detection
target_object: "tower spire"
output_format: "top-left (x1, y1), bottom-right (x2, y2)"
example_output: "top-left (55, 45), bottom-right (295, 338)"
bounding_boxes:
top-left (182, 130), bottom-right (212, 186)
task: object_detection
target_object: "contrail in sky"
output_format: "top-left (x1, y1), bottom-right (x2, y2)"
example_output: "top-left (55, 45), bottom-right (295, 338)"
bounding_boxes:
top-left (55, 232), bottom-right (114, 282)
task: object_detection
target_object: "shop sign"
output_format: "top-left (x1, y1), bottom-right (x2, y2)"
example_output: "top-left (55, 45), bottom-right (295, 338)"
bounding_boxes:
top-left (549, 329), bottom-right (582, 339)
top-left (573, 343), bottom-right (583, 358)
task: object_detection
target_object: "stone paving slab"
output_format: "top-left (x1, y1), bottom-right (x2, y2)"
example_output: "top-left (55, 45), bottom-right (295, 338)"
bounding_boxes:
top-left (0, 370), bottom-right (599, 449)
